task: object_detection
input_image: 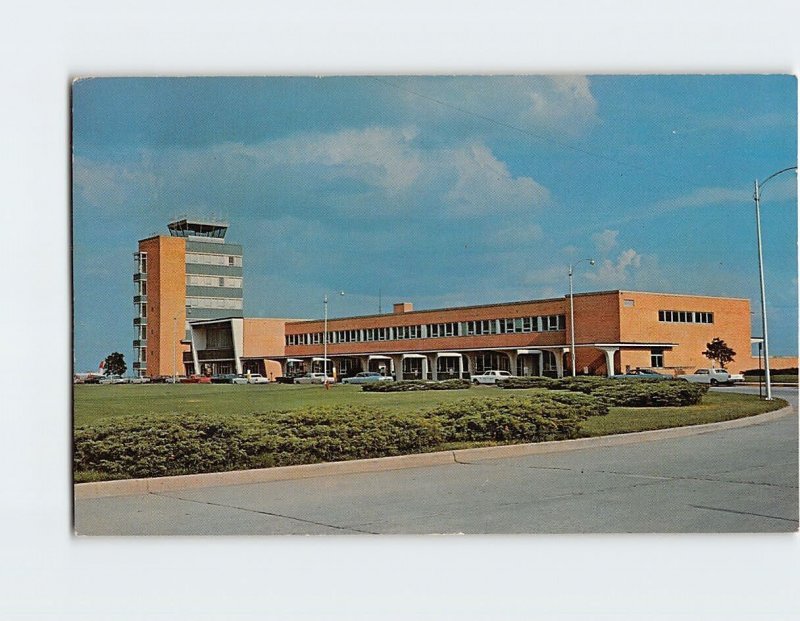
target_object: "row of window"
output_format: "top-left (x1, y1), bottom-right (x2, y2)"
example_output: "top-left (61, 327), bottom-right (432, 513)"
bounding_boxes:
top-left (186, 296), bottom-right (244, 310)
top-left (285, 315), bottom-right (567, 347)
top-left (658, 310), bottom-right (714, 324)
top-left (186, 274), bottom-right (243, 288)
top-left (186, 252), bottom-right (242, 267)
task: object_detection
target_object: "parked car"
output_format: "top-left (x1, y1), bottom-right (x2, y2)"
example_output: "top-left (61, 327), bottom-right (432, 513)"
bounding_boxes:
top-left (98, 374), bottom-right (125, 385)
top-left (293, 372), bottom-right (331, 384)
top-left (341, 372), bottom-right (394, 385)
top-left (611, 368), bottom-right (672, 380)
top-left (471, 370), bottom-right (514, 385)
top-left (163, 376), bottom-right (187, 384)
top-left (726, 371), bottom-right (745, 384)
top-left (679, 368), bottom-right (731, 385)
top-left (211, 373), bottom-right (238, 384)
top-left (127, 376), bottom-right (151, 384)
top-left (181, 374), bottom-right (212, 384)
top-left (232, 373), bottom-right (270, 385)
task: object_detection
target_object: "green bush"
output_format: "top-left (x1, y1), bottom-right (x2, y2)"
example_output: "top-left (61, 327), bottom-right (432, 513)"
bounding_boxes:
top-left (430, 392), bottom-right (607, 443)
top-left (500, 375), bottom-right (708, 407)
top-left (589, 380), bottom-right (707, 407)
top-left (74, 408), bottom-right (444, 480)
top-left (361, 379), bottom-right (471, 392)
top-left (74, 392), bottom-right (611, 481)
top-left (742, 367), bottom-right (797, 377)
top-left (499, 376), bottom-right (559, 390)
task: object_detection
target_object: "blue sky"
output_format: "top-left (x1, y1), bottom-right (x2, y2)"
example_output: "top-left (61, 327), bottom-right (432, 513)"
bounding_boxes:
top-left (72, 75), bottom-right (797, 372)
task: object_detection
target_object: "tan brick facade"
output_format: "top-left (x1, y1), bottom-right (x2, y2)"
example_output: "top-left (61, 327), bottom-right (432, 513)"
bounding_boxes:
top-left (139, 236), bottom-right (187, 377)
top-left (274, 290), bottom-right (755, 378)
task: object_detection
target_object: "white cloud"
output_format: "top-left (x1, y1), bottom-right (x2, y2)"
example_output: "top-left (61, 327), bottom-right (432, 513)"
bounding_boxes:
top-left (586, 248), bottom-right (644, 286)
top-left (393, 76), bottom-right (600, 138)
top-left (650, 186), bottom-right (751, 212)
top-left (223, 126), bottom-right (423, 195)
top-left (592, 229), bottom-right (618, 254)
top-left (74, 128), bottom-right (551, 220)
top-left (523, 76), bottom-right (599, 136)
top-left (443, 143), bottom-right (550, 216)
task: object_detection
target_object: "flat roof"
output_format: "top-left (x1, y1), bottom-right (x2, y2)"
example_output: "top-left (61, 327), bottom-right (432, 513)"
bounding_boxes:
top-left (285, 289), bottom-right (750, 326)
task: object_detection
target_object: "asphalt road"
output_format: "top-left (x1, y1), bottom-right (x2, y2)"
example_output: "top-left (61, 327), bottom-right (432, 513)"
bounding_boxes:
top-left (74, 386), bottom-right (798, 535)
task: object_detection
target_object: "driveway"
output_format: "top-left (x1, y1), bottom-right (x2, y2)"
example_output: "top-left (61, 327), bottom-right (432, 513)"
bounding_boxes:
top-left (74, 387), bottom-right (798, 535)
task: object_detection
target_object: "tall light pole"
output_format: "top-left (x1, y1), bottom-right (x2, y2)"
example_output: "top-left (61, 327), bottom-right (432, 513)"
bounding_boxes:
top-left (323, 291), bottom-right (345, 382)
top-left (172, 314), bottom-right (177, 384)
top-left (569, 258), bottom-right (595, 377)
top-left (753, 166), bottom-right (797, 400)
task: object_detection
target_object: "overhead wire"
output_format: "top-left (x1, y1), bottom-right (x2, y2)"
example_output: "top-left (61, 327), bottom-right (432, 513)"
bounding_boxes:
top-left (370, 76), bottom-right (688, 186)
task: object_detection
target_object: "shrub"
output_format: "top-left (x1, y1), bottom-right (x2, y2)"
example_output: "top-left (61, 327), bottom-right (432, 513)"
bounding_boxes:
top-left (74, 408), bottom-right (445, 480)
top-left (361, 379), bottom-right (471, 392)
top-left (742, 367), bottom-right (797, 377)
top-left (500, 375), bottom-right (708, 407)
top-left (499, 376), bottom-right (559, 390)
top-left (74, 393), bottom-right (611, 481)
top-left (430, 392), bottom-right (607, 443)
top-left (589, 380), bottom-right (707, 407)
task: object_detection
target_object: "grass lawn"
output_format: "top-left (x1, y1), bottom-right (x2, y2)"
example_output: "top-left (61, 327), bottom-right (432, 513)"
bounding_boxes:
top-left (580, 391), bottom-right (787, 436)
top-left (74, 383), bottom-right (787, 434)
top-left (74, 383), bottom-right (495, 427)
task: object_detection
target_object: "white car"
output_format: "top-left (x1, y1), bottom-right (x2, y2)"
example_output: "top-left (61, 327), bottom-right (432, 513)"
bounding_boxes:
top-left (471, 370), bottom-right (514, 385)
top-left (341, 372), bottom-right (394, 385)
top-left (98, 374), bottom-right (125, 385)
top-left (726, 372), bottom-right (745, 384)
top-left (231, 373), bottom-right (269, 384)
top-left (679, 368), bottom-right (731, 385)
top-left (293, 372), bottom-right (331, 384)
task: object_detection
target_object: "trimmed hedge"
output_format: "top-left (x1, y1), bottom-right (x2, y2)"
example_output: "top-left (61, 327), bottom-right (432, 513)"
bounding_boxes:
top-left (74, 392), bottom-right (608, 481)
top-left (589, 381), bottom-right (707, 407)
top-left (361, 379), bottom-right (471, 392)
top-left (431, 393), bottom-right (607, 443)
top-left (499, 376), bottom-right (707, 407)
top-left (742, 367), bottom-right (797, 377)
top-left (74, 408), bottom-right (444, 480)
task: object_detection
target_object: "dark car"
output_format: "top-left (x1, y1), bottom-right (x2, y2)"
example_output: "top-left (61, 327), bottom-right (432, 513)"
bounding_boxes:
top-left (211, 373), bottom-right (238, 384)
top-left (610, 368), bottom-right (672, 380)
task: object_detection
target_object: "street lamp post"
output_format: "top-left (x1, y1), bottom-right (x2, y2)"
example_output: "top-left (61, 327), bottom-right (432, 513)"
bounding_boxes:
top-left (569, 258), bottom-right (595, 377)
top-left (172, 314), bottom-right (177, 384)
top-left (753, 166), bottom-right (797, 401)
top-left (323, 292), bottom-right (345, 383)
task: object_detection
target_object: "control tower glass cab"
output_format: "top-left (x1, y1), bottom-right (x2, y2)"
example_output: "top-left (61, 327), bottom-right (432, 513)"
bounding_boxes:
top-left (168, 219), bottom-right (229, 240)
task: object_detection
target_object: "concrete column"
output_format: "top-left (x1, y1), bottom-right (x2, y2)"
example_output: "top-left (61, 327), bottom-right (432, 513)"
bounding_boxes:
top-left (538, 353), bottom-right (544, 376)
top-left (554, 352), bottom-right (564, 378)
top-left (429, 355), bottom-right (438, 381)
top-left (600, 347), bottom-right (619, 377)
top-left (421, 356), bottom-right (429, 380)
top-left (464, 353), bottom-right (477, 377)
top-left (507, 351), bottom-right (518, 375)
top-left (458, 354), bottom-right (464, 379)
top-left (391, 355), bottom-right (404, 380)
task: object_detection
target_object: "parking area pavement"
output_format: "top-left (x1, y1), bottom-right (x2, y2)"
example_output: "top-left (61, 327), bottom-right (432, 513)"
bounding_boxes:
top-left (75, 388), bottom-right (798, 535)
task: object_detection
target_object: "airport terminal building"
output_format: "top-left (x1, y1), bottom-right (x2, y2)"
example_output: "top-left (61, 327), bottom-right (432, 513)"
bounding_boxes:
top-left (135, 220), bottom-right (759, 380)
top-left (184, 291), bottom-right (754, 380)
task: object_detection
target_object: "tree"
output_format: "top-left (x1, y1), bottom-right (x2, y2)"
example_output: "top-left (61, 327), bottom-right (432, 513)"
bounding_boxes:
top-left (104, 352), bottom-right (127, 376)
top-left (702, 338), bottom-right (736, 369)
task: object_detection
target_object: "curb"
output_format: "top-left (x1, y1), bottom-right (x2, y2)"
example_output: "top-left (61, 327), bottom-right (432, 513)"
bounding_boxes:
top-left (75, 404), bottom-right (795, 500)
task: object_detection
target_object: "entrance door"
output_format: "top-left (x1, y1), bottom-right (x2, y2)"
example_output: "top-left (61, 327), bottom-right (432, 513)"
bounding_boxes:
top-left (402, 357), bottom-right (423, 379)
top-left (516, 353), bottom-right (541, 377)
